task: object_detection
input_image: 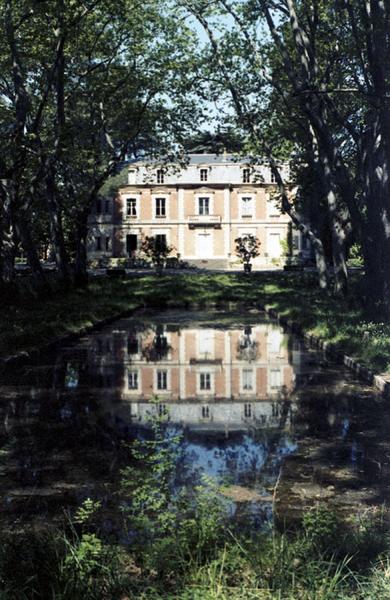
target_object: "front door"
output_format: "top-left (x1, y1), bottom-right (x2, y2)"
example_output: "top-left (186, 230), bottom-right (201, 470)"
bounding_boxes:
top-left (197, 232), bottom-right (213, 258)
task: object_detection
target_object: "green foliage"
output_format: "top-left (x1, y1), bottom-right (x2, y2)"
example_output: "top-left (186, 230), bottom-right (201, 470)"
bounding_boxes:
top-left (139, 235), bottom-right (175, 270)
top-left (73, 498), bottom-right (102, 526)
top-left (348, 244), bottom-right (364, 268)
top-left (302, 505), bottom-right (341, 554)
top-left (1, 503), bottom-right (390, 599)
top-left (64, 533), bottom-right (102, 575)
top-left (234, 235), bottom-right (261, 265)
top-left (119, 412), bottom-right (231, 575)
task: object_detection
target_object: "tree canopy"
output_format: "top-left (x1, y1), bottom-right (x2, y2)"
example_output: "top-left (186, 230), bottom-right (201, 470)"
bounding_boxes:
top-left (1, 0), bottom-right (389, 317)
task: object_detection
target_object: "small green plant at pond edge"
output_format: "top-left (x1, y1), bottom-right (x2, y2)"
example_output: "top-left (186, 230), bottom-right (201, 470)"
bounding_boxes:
top-left (118, 408), bottom-right (232, 578)
top-left (73, 498), bottom-right (102, 526)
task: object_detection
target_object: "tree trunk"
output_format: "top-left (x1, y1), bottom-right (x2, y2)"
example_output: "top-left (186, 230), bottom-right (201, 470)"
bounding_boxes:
top-left (0, 182), bottom-right (15, 284)
top-left (383, 213), bottom-right (390, 319)
top-left (312, 239), bottom-right (328, 290)
top-left (14, 211), bottom-right (47, 287)
top-left (360, 115), bottom-right (389, 316)
top-left (74, 215), bottom-right (89, 287)
top-left (45, 163), bottom-right (70, 285)
top-left (318, 150), bottom-right (348, 295)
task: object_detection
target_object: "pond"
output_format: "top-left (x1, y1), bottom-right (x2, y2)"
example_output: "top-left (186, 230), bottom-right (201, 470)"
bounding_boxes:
top-left (0, 308), bottom-right (389, 532)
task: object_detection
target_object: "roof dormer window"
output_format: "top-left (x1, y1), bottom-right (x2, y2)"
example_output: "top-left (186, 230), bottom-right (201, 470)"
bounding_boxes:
top-left (200, 168), bottom-right (208, 182)
top-left (243, 168), bottom-right (250, 183)
top-left (156, 169), bottom-right (164, 184)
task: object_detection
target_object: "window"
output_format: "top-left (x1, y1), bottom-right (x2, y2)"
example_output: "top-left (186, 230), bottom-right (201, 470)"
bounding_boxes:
top-left (198, 197), bottom-right (210, 215)
top-left (242, 369), bottom-right (253, 391)
top-left (241, 196), bottom-right (253, 217)
top-left (198, 330), bottom-right (214, 359)
top-left (105, 200), bottom-right (110, 214)
top-left (200, 372), bottom-right (211, 390)
top-left (244, 403), bottom-right (252, 418)
top-left (128, 370), bottom-right (138, 390)
top-left (96, 236), bottom-right (101, 251)
top-left (268, 199), bottom-right (280, 217)
top-left (155, 234), bottom-right (167, 251)
top-left (268, 329), bottom-right (282, 354)
top-left (243, 168), bottom-right (250, 183)
top-left (126, 198), bottom-right (137, 217)
top-left (270, 369), bottom-right (282, 389)
top-left (157, 169), bottom-right (164, 184)
top-left (105, 236), bottom-right (110, 251)
top-left (96, 199), bottom-right (102, 214)
top-left (200, 168), bottom-right (208, 182)
top-left (157, 369), bottom-right (168, 390)
top-left (155, 197), bottom-right (166, 217)
top-left (202, 405), bottom-right (210, 418)
top-left (271, 169), bottom-right (277, 183)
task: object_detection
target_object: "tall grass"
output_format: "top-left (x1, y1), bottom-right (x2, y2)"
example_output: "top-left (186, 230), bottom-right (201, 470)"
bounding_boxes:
top-left (1, 519), bottom-right (389, 600)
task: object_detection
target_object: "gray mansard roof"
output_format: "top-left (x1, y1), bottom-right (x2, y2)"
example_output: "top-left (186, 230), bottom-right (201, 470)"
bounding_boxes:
top-left (185, 153), bottom-right (256, 165)
top-left (128, 153), bottom-right (267, 166)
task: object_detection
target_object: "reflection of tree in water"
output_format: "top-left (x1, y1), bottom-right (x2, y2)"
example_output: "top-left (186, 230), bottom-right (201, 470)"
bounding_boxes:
top-left (236, 326), bottom-right (259, 362)
top-left (141, 325), bottom-right (172, 362)
top-left (0, 381), bottom-right (123, 526)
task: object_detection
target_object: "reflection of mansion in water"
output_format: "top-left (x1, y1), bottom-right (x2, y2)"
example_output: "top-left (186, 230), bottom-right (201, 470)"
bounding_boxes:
top-left (79, 318), bottom-right (301, 431)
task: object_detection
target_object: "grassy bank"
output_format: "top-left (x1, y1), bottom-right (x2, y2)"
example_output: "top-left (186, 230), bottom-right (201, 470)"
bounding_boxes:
top-left (2, 518), bottom-right (390, 600)
top-left (1, 272), bottom-right (390, 373)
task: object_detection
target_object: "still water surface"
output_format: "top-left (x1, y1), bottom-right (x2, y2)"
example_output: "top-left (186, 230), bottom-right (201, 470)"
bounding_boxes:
top-left (0, 309), bottom-right (389, 528)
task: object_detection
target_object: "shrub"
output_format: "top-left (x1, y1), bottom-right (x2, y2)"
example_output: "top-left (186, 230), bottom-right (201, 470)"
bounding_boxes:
top-left (139, 236), bottom-right (175, 271)
top-left (234, 235), bottom-right (261, 266)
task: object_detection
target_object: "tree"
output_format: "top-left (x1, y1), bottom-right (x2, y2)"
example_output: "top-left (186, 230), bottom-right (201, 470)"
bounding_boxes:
top-left (180, 0), bottom-right (390, 314)
top-left (235, 235), bottom-right (261, 273)
top-left (139, 236), bottom-right (175, 274)
top-left (0, 0), bottom-right (203, 288)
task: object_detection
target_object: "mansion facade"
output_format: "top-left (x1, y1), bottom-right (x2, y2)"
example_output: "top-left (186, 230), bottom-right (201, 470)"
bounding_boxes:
top-left (88, 154), bottom-right (310, 269)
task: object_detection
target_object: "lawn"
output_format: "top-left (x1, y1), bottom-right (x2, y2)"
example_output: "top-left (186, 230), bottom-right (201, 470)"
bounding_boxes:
top-left (1, 271), bottom-right (389, 374)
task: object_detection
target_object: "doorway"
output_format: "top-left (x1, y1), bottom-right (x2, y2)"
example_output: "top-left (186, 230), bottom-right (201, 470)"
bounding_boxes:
top-left (267, 232), bottom-right (281, 258)
top-left (126, 234), bottom-right (137, 256)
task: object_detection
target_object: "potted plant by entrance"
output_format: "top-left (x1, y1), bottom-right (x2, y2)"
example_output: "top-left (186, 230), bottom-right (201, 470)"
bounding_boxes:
top-left (235, 235), bottom-right (261, 273)
top-left (139, 235), bottom-right (175, 275)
